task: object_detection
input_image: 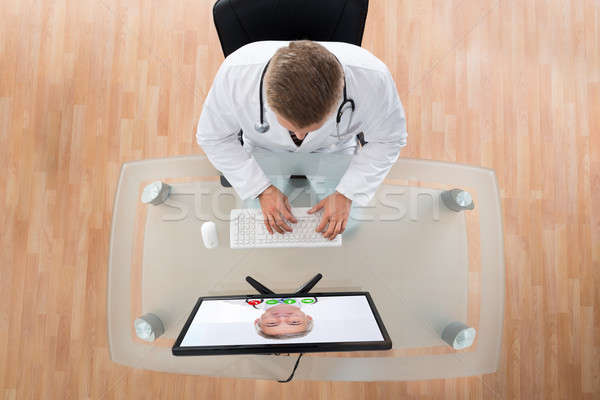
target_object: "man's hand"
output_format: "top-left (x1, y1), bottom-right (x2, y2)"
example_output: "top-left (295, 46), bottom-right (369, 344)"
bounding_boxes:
top-left (258, 185), bottom-right (297, 234)
top-left (308, 191), bottom-right (352, 240)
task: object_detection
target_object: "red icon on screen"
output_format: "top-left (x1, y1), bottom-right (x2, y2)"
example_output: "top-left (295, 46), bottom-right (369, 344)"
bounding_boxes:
top-left (247, 300), bottom-right (262, 306)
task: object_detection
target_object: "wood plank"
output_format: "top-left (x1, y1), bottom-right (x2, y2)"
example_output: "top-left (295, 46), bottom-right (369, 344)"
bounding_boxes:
top-left (1, 0), bottom-right (598, 397)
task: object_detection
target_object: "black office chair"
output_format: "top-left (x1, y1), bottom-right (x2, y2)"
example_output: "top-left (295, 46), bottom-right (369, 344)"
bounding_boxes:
top-left (213, 0), bottom-right (369, 58)
top-left (212, 0), bottom-right (369, 187)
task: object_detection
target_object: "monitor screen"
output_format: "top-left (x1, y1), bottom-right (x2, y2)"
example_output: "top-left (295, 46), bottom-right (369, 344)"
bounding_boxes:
top-left (173, 292), bottom-right (391, 355)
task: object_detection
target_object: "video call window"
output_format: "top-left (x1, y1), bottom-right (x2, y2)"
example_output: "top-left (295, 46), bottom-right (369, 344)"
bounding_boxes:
top-left (179, 295), bottom-right (385, 347)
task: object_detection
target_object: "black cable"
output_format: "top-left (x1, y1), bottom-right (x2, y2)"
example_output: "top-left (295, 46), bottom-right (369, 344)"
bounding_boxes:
top-left (277, 353), bottom-right (303, 383)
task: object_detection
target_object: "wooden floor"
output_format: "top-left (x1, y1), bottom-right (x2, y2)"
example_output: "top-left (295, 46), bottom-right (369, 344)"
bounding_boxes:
top-left (1, 0), bottom-right (598, 398)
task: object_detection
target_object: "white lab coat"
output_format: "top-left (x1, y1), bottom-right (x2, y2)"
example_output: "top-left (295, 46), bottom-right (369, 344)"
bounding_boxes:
top-left (196, 41), bottom-right (407, 206)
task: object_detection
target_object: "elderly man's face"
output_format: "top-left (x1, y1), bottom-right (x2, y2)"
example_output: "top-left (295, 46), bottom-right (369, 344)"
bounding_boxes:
top-left (256, 304), bottom-right (312, 336)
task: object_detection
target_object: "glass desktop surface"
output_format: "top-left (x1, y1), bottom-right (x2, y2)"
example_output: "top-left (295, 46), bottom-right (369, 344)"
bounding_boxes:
top-left (107, 154), bottom-right (504, 380)
top-left (141, 179), bottom-right (469, 349)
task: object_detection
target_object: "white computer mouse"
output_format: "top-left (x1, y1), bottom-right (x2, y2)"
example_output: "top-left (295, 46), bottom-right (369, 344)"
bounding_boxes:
top-left (201, 221), bottom-right (219, 249)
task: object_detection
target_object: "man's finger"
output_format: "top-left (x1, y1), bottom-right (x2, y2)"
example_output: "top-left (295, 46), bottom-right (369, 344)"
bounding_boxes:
top-left (282, 207), bottom-right (297, 224)
top-left (323, 219), bottom-right (337, 239)
top-left (268, 214), bottom-right (283, 234)
top-left (283, 199), bottom-right (297, 223)
top-left (275, 215), bottom-right (293, 232)
top-left (264, 215), bottom-right (273, 235)
top-left (330, 220), bottom-right (343, 240)
top-left (308, 199), bottom-right (325, 214)
top-left (315, 214), bottom-right (329, 232)
top-left (340, 218), bottom-right (348, 234)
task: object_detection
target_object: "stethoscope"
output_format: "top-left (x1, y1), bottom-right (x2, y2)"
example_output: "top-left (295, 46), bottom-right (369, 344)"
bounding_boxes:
top-left (254, 58), bottom-right (356, 141)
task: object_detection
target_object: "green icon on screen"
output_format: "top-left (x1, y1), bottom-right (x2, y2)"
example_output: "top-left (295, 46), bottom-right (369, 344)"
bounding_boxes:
top-left (283, 299), bottom-right (296, 304)
top-left (301, 299), bottom-right (315, 303)
top-left (266, 300), bottom-right (278, 304)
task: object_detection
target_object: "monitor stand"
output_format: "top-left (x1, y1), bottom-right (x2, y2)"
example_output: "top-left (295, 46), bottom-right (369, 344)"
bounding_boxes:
top-left (245, 273), bottom-right (323, 295)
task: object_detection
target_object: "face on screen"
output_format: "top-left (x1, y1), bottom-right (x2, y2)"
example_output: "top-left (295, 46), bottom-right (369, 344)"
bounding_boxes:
top-left (255, 304), bottom-right (313, 338)
top-left (180, 295), bottom-right (384, 347)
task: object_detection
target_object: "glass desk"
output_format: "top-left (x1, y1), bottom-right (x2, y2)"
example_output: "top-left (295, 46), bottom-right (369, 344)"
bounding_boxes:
top-left (108, 155), bottom-right (504, 381)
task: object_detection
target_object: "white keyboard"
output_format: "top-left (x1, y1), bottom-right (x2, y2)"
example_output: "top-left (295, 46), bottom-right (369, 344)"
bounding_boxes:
top-left (230, 207), bottom-right (342, 249)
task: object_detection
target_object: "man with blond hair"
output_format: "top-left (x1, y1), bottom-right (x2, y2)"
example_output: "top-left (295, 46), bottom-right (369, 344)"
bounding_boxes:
top-left (197, 40), bottom-right (407, 239)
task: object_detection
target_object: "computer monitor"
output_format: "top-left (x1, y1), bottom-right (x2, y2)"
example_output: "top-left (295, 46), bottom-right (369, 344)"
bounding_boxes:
top-left (172, 292), bottom-right (392, 356)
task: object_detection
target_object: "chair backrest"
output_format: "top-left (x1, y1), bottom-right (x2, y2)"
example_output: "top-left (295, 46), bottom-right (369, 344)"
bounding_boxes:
top-left (213, 0), bottom-right (369, 58)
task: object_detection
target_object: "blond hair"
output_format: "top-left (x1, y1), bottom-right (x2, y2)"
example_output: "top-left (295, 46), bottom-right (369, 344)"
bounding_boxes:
top-left (264, 40), bottom-right (344, 129)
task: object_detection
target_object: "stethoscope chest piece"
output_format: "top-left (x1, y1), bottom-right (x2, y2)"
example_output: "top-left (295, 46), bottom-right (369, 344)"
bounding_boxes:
top-left (254, 121), bottom-right (270, 134)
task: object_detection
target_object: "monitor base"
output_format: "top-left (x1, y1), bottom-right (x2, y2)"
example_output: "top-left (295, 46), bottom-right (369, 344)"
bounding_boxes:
top-left (245, 273), bottom-right (323, 295)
